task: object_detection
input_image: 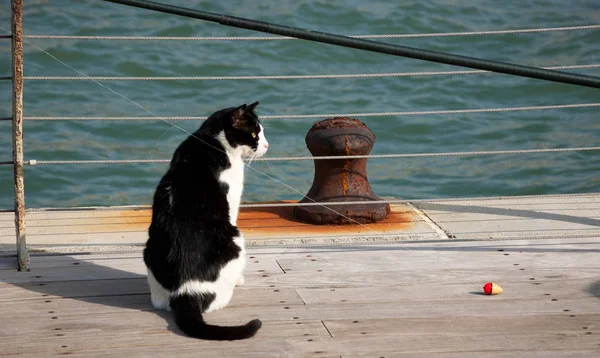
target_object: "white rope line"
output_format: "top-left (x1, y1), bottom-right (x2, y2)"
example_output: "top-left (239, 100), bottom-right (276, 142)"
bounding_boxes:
top-left (21, 64), bottom-right (600, 81)
top-left (26, 146), bottom-right (600, 166)
top-left (239, 193), bottom-right (600, 208)
top-left (23, 192), bottom-right (600, 211)
top-left (21, 24), bottom-right (600, 41)
top-left (24, 103), bottom-right (600, 121)
top-left (260, 146), bottom-right (600, 161)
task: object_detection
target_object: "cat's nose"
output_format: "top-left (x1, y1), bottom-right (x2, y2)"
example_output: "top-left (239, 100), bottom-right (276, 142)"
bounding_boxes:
top-left (263, 143), bottom-right (269, 149)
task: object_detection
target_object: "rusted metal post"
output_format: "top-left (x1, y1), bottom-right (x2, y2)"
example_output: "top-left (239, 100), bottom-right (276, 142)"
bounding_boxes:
top-left (12, 0), bottom-right (29, 271)
top-left (294, 117), bottom-right (390, 225)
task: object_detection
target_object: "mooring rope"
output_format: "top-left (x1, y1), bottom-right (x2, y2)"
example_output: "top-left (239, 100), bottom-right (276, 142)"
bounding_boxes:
top-left (24, 146), bottom-right (600, 166)
top-left (21, 24), bottom-right (600, 41)
top-left (21, 64), bottom-right (600, 81)
top-left (23, 192), bottom-right (600, 212)
top-left (23, 103), bottom-right (600, 121)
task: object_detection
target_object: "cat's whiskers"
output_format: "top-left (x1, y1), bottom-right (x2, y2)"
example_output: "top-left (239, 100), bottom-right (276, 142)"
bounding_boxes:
top-left (14, 33), bottom-right (392, 241)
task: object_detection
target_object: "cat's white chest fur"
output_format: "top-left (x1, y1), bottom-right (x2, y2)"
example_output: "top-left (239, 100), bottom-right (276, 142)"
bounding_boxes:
top-left (219, 154), bottom-right (244, 226)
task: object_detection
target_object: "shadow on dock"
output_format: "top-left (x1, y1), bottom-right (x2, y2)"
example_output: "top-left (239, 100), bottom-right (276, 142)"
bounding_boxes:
top-left (4, 254), bottom-right (193, 339)
top-left (417, 202), bottom-right (600, 227)
top-left (588, 280), bottom-right (600, 300)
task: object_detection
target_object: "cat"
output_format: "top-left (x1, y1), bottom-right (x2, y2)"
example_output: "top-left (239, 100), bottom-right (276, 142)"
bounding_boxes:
top-left (144, 102), bottom-right (268, 340)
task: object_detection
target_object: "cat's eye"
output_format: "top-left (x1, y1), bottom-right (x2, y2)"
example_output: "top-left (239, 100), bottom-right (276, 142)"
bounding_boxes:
top-left (251, 133), bottom-right (257, 138)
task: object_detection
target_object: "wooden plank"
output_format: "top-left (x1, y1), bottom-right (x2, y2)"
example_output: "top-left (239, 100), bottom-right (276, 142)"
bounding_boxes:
top-left (3, 240), bottom-right (598, 286)
top-left (6, 236), bottom-right (600, 272)
top-left (5, 346), bottom-right (597, 358)
top-left (0, 285), bottom-right (304, 319)
top-left (325, 331), bottom-right (600, 356)
top-left (249, 237), bottom-right (600, 257)
top-left (0, 279), bottom-right (304, 306)
top-left (0, 294), bottom-right (153, 319)
top-left (296, 278), bottom-right (599, 304)
top-left (12, 276), bottom-right (594, 305)
top-left (323, 314), bottom-right (599, 337)
top-left (276, 249), bottom-right (600, 273)
top-left (385, 351), bottom-right (600, 358)
top-left (0, 255), bottom-right (17, 270)
top-left (1, 317), bottom-right (332, 357)
top-left (416, 197), bottom-right (600, 240)
top-left (167, 296), bottom-right (600, 323)
top-left (1, 203), bottom-right (438, 251)
top-left (0, 278), bottom-right (150, 302)
top-left (313, 333), bottom-right (600, 357)
top-left (6, 329), bottom-right (598, 357)
top-left (1, 261), bottom-right (597, 289)
top-left (0, 262), bottom-right (284, 284)
top-left (2, 290), bottom-right (599, 323)
top-left (1, 262), bottom-right (596, 288)
top-left (3, 307), bottom-right (599, 358)
top-left (0, 263), bottom-right (145, 283)
top-left (0, 312), bottom-right (323, 340)
top-left (5, 306), bottom-right (596, 357)
top-left (6, 342), bottom-right (340, 358)
top-left (416, 195), bottom-right (600, 207)
top-left (252, 267), bottom-right (600, 289)
top-left (0, 252), bottom-right (281, 272)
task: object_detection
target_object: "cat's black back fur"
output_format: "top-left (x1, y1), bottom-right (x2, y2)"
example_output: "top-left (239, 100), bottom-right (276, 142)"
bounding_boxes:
top-left (145, 125), bottom-right (240, 290)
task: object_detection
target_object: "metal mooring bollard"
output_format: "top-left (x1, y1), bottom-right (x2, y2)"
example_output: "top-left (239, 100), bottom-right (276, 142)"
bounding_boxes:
top-left (293, 117), bottom-right (391, 225)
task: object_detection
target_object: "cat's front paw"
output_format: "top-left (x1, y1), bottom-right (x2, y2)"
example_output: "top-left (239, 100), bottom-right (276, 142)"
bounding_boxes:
top-left (236, 275), bottom-right (245, 286)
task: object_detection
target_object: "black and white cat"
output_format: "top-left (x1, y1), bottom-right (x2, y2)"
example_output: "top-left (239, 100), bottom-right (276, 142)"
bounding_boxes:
top-left (144, 102), bottom-right (268, 340)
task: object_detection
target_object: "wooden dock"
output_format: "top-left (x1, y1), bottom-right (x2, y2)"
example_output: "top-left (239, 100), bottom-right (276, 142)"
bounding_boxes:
top-left (1, 194), bottom-right (599, 357)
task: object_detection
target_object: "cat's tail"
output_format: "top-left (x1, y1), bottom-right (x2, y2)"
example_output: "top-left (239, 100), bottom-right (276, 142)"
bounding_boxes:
top-left (170, 294), bottom-right (262, 341)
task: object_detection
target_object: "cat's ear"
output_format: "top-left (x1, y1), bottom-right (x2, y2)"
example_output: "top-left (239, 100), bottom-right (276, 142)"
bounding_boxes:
top-left (246, 101), bottom-right (259, 113)
top-left (232, 104), bottom-right (248, 129)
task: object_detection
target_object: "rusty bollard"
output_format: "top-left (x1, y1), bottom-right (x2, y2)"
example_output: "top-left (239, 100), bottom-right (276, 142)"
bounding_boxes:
top-left (293, 117), bottom-right (390, 225)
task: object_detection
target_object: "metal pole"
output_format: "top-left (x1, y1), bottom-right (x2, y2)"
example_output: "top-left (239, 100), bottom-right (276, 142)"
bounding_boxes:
top-left (102, 0), bottom-right (600, 89)
top-left (12, 0), bottom-right (29, 271)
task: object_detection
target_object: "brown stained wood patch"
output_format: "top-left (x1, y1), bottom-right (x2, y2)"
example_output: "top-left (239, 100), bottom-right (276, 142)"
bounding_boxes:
top-left (25, 210), bottom-right (151, 235)
top-left (239, 202), bottom-right (415, 239)
top-left (25, 202), bottom-right (415, 239)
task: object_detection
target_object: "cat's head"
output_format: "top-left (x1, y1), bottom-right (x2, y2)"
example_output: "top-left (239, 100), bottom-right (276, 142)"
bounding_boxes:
top-left (214, 102), bottom-right (268, 158)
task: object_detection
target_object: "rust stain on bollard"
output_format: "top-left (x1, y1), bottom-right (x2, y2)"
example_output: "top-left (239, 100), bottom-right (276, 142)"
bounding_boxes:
top-left (341, 135), bottom-right (351, 196)
top-left (293, 117), bottom-right (391, 225)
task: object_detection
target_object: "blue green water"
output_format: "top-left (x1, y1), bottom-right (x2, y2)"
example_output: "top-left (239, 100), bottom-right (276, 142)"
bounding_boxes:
top-left (1, 0), bottom-right (599, 209)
